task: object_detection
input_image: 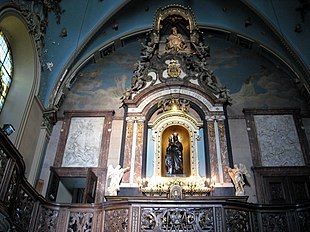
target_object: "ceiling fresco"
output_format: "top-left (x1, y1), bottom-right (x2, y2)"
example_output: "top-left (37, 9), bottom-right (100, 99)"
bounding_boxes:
top-left (60, 31), bottom-right (308, 117)
top-left (22, 0), bottom-right (308, 107)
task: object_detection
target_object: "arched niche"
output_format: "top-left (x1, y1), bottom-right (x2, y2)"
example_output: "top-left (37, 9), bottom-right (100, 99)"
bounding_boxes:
top-left (149, 110), bottom-right (202, 180)
top-left (161, 125), bottom-right (190, 177)
top-left (153, 5), bottom-right (197, 35)
top-left (124, 84), bottom-right (228, 183)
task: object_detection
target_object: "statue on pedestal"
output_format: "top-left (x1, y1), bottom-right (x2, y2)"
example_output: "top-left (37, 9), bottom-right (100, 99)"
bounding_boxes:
top-left (165, 133), bottom-right (183, 175)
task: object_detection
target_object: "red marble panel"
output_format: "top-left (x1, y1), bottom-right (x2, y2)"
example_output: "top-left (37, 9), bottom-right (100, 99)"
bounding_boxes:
top-left (218, 121), bottom-right (230, 182)
top-left (122, 122), bottom-right (133, 183)
top-left (207, 121), bottom-right (218, 181)
top-left (133, 122), bottom-right (144, 183)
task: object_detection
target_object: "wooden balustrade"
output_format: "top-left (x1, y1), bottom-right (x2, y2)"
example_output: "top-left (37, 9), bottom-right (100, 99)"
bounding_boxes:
top-left (1, 130), bottom-right (310, 231)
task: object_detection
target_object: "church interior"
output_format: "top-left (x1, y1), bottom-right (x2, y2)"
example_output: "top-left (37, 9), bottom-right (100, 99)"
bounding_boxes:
top-left (0, 0), bottom-right (310, 231)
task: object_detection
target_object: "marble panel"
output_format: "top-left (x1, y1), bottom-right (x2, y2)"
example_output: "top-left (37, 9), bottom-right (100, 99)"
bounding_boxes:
top-left (254, 115), bottom-right (304, 166)
top-left (207, 121), bottom-right (218, 180)
top-left (62, 117), bottom-right (104, 167)
top-left (122, 122), bottom-right (133, 183)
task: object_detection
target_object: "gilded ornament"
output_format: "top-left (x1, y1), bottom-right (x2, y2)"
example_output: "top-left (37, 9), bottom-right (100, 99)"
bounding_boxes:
top-left (167, 60), bottom-right (181, 78)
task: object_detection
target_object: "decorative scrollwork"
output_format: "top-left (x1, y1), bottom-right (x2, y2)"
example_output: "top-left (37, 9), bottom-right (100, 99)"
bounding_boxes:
top-left (5, 168), bottom-right (17, 208)
top-left (225, 209), bottom-right (249, 232)
top-left (11, 0), bottom-right (64, 71)
top-left (0, 148), bottom-right (9, 184)
top-left (198, 209), bottom-right (214, 230)
top-left (157, 98), bottom-right (190, 114)
top-left (297, 209), bottom-right (310, 231)
top-left (42, 108), bottom-right (58, 135)
top-left (37, 207), bottom-right (59, 232)
top-left (141, 207), bottom-right (214, 231)
top-left (67, 212), bottom-right (93, 232)
top-left (261, 212), bottom-right (288, 232)
top-left (104, 208), bottom-right (128, 232)
top-left (141, 210), bottom-right (156, 230)
top-left (12, 188), bottom-right (35, 231)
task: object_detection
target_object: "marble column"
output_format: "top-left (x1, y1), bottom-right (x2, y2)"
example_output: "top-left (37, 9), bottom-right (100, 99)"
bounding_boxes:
top-left (122, 118), bottom-right (133, 183)
top-left (206, 115), bottom-right (230, 184)
top-left (206, 116), bottom-right (219, 181)
top-left (122, 117), bottom-right (145, 184)
top-left (217, 116), bottom-right (230, 183)
top-left (132, 119), bottom-right (144, 184)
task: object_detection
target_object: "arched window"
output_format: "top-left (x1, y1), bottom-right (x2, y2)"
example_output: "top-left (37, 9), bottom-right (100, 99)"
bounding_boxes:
top-left (0, 31), bottom-right (13, 113)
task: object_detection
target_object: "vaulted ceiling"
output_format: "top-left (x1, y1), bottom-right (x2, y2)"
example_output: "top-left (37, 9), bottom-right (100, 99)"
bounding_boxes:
top-left (7, 0), bottom-right (310, 107)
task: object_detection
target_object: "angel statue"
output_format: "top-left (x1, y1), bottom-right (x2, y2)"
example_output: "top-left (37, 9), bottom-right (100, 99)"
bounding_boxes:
top-left (225, 163), bottom-right (250, 196)
top-left (106, 165), bottom-right (130, 196)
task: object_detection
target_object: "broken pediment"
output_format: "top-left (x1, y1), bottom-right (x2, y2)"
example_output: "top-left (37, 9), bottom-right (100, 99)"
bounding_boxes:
top-left (154, 5), bottom-right (201, 55)
top-left (121, 5), bottom-right (231, 105)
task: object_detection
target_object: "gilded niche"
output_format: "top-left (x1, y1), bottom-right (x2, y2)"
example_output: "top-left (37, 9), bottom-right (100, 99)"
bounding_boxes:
top-left (161, 125), bottom-right (190, 177)
top-left (165, 132), bottom-right (184, 175)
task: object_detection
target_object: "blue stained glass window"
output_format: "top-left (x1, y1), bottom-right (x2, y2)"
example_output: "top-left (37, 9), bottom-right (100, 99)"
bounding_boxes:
top-left (0, 31), bottom-right (13, 113)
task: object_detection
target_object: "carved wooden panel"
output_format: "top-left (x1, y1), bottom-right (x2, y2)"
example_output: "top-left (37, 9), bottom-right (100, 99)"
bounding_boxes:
top-left (0, 148), bottom-right (9, 186)
top-left (215, 207), bottom-right (223, 231)
top-left (4, 167), bottom-right (17, 208)
top-left (141, 207), bottom-right (214, 231)
top-left (261, 212), bottom-right (289, 232)
top-left (225, 209), bottom-right (249, 232)
top-left (297, 209), bottom-right (310, 232)
top-left (131, 207), bottom-right (140, 232)
top-left (252, 212), bottom-right (260, 232)
top-left (254, 167), bottom-right (310, 204)
top-left (264, 177), bottom-right (288, 204)
top-left (290, 176), bottom-right (310, 203)
top-left (104, 208), bottom-right (129, 231)
top-left (83, 169), bottom-right (97, 203)
top-left (12, 188), bottom-right (35, 231)
top-left (67, 212), bottom-right (93, 232)
top-left (37, 207), bottom-right (59, 232)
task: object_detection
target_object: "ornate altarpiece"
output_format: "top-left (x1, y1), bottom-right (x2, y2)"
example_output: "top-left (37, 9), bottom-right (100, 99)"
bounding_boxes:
top-left (120, 5), bottom-right (233, 196)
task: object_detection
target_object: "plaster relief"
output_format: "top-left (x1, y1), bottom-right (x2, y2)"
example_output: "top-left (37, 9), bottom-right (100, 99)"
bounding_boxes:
top-left (254, 115), bottom-right (304, 166)
top-left (62, 117), bottom-right (104, 167)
